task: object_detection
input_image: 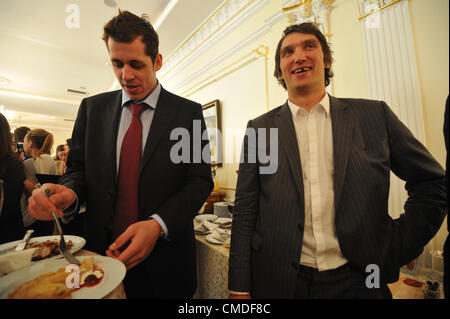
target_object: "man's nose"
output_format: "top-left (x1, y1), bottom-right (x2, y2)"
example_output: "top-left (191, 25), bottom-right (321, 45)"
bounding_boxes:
top-left (293, 48), bottom-right (307, 63)
top-left (122, 65), bottom-right (135, 81)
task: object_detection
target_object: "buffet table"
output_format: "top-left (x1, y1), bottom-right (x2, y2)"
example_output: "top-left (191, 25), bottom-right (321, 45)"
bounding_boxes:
top-left (193, 234), bottom-right (230, 299)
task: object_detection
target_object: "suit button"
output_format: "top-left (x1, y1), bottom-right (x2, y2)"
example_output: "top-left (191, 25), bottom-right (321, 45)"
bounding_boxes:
top-left (291, 261), bottom-right (299, 270)
top-left (106, 193), bottom-right (113, 200)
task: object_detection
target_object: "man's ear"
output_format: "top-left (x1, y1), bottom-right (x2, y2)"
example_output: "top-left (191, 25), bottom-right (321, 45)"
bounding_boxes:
top-left (154, 53), bottom-right (163, 71)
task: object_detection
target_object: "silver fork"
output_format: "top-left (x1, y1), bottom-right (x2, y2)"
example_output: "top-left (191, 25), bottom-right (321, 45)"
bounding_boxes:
top-left (43, 188), bottom-right (81, 266)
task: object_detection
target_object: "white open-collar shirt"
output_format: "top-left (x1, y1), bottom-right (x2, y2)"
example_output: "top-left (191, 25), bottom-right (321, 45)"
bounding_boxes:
top-left (288, 93), bottom-right (348, 270)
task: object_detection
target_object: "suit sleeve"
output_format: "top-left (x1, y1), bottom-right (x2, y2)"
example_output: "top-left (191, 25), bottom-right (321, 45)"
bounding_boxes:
top-left (384, 101), bottom-right (447, 266)
top-left (59, 98), bottom-right (88, 212)
top-left (228, 120), bottom-right (260, 293)
top-left (153, 103), bottom-right (214, 240)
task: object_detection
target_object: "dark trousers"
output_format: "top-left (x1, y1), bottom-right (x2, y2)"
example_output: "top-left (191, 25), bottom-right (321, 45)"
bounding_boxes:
top-left (294, 263), bottom-right (392, 299)
top-left (123, 261), bottom-right (155, 299)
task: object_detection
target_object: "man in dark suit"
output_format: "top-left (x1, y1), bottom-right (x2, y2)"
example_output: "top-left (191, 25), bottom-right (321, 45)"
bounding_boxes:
top-left (228, 23), bottom-right (446, 299)
top-left (444, 95), bottom-right (449, 299)
top-left (28, 11), bottom-right (213, 298)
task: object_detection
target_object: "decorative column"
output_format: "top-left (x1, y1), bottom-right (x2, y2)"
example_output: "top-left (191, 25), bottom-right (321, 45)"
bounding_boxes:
top-left (357, 0), bottom-right (425, 219)
top-left (357, 0), bottom-right (431, 268)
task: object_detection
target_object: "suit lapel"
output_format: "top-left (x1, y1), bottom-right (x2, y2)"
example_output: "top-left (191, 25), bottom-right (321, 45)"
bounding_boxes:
top-left (275, 103), bottom-right (305, 205)
top-left (140, 87), bottom-right (177, 175)
top-left (330, 96), bottom-right (353, 211)
top-left (105, 90), bottom-right (123, 184)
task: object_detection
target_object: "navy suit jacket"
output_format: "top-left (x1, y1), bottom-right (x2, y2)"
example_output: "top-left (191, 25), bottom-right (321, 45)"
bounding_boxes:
top-left (60, 87), bottom-right (213, 298)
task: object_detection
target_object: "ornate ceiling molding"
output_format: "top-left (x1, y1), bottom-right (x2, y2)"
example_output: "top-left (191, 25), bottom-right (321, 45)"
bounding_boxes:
top-left (159, 0), bottom-right (268, 81)
top-left (282, 0), bottom-right (334, 37)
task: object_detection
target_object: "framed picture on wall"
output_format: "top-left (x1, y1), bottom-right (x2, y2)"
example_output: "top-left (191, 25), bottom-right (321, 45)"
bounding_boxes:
top-left (202, 99), bottom-right (222, 167)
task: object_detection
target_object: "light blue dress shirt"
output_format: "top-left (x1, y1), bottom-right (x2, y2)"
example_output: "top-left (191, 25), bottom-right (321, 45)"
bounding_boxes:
top-left (63, 83), bottom-right (168, 239)
top-left (118, 83), bottom-right (168, 238)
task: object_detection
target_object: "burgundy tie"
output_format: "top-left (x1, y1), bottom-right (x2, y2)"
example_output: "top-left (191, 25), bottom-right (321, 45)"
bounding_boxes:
top-left (112, 103), bottom-right (145, 239)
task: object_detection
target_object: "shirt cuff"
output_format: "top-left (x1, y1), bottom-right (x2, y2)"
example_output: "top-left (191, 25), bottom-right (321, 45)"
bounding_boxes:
top-left (149, 214), bottom-right (168, 239)
top-left (61, 194), bottom-right (79, 224)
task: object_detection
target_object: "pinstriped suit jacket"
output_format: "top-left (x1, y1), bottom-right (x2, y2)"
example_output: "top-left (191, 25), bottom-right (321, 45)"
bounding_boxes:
top-left (228, 95), bottom-right (447, 298)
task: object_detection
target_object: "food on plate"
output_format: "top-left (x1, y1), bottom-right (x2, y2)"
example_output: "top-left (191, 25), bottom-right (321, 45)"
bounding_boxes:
top-left (28, 240), bottom-right (73, 260)
top-left (403, 278), bottom-right (423, 287)
top-left (77, 257), bottom-right (104, 288)
top-left (6, 257), bottom-right (104, 299)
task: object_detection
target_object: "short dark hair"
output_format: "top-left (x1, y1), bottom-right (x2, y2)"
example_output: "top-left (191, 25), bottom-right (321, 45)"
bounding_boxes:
top-left (274, 23), bottom-right (334, 89)
top-left (13, 126), bottom-right (30, 143)
top-left (66, 138), bottom-right (72, 148)
top-left (102, 10), bottom-right (159, 63)
top-left (56, 144), bottom-right (65, 152)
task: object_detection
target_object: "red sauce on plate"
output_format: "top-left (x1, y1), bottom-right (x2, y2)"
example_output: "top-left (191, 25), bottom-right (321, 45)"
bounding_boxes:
top-left (73, 269), bottom-right (104, 291)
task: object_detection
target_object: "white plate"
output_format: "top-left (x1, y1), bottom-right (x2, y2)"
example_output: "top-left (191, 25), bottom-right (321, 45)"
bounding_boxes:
top-left (0, 255), bottom-right (126, 299)
top-left (0, 235), bottom-right (86, 263)
top-left (194, 214), bottom-right (218, 223)
top-left (205, 233), bottom-right (230, 245)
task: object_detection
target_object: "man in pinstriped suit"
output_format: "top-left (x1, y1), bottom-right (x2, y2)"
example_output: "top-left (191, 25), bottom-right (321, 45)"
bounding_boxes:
top-left (228, 23), bottom-right (447, 299)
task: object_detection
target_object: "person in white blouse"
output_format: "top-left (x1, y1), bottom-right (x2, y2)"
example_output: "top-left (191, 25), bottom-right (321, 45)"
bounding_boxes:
top-left (228, 22), bottom-right (446, 299)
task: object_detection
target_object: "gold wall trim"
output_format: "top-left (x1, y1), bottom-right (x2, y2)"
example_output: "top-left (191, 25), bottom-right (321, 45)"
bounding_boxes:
top-left (357, 0), bottom-right (405, 22)
top-left (161, 0), bottom-right (257, 80)
top-left (180, 45), bottom-right (270, 111)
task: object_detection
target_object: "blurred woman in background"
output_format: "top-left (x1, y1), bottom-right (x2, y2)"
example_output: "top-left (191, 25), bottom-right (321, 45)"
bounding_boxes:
top-left (23, 129), bottom-right (56, 175)
top-left (55, 144), bottom-right (66, 175)
top-left (0, 113), bottom-right (26, 244)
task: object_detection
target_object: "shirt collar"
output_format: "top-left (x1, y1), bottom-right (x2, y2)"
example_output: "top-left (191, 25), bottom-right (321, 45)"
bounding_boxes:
top-left (288, 92), bottom-right (330, 117)
top-left (121, 82), bottom-right (161, 109)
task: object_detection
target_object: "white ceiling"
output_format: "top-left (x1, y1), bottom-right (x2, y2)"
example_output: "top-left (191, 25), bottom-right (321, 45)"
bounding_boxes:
top-left (0, 0), bottom-right (224, 142)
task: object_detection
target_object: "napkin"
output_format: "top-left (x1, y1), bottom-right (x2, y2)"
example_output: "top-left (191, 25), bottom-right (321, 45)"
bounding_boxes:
top-left (203, 220), bottom-right (231, 238)
top-left (0, 248), bottom-right (36, 276)
top-left (194, 223), bottom-right (210, 235)
top-left (215, 217), bottom-right (232, 228)
top-left (202, 219), bottom-right (219, 232)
